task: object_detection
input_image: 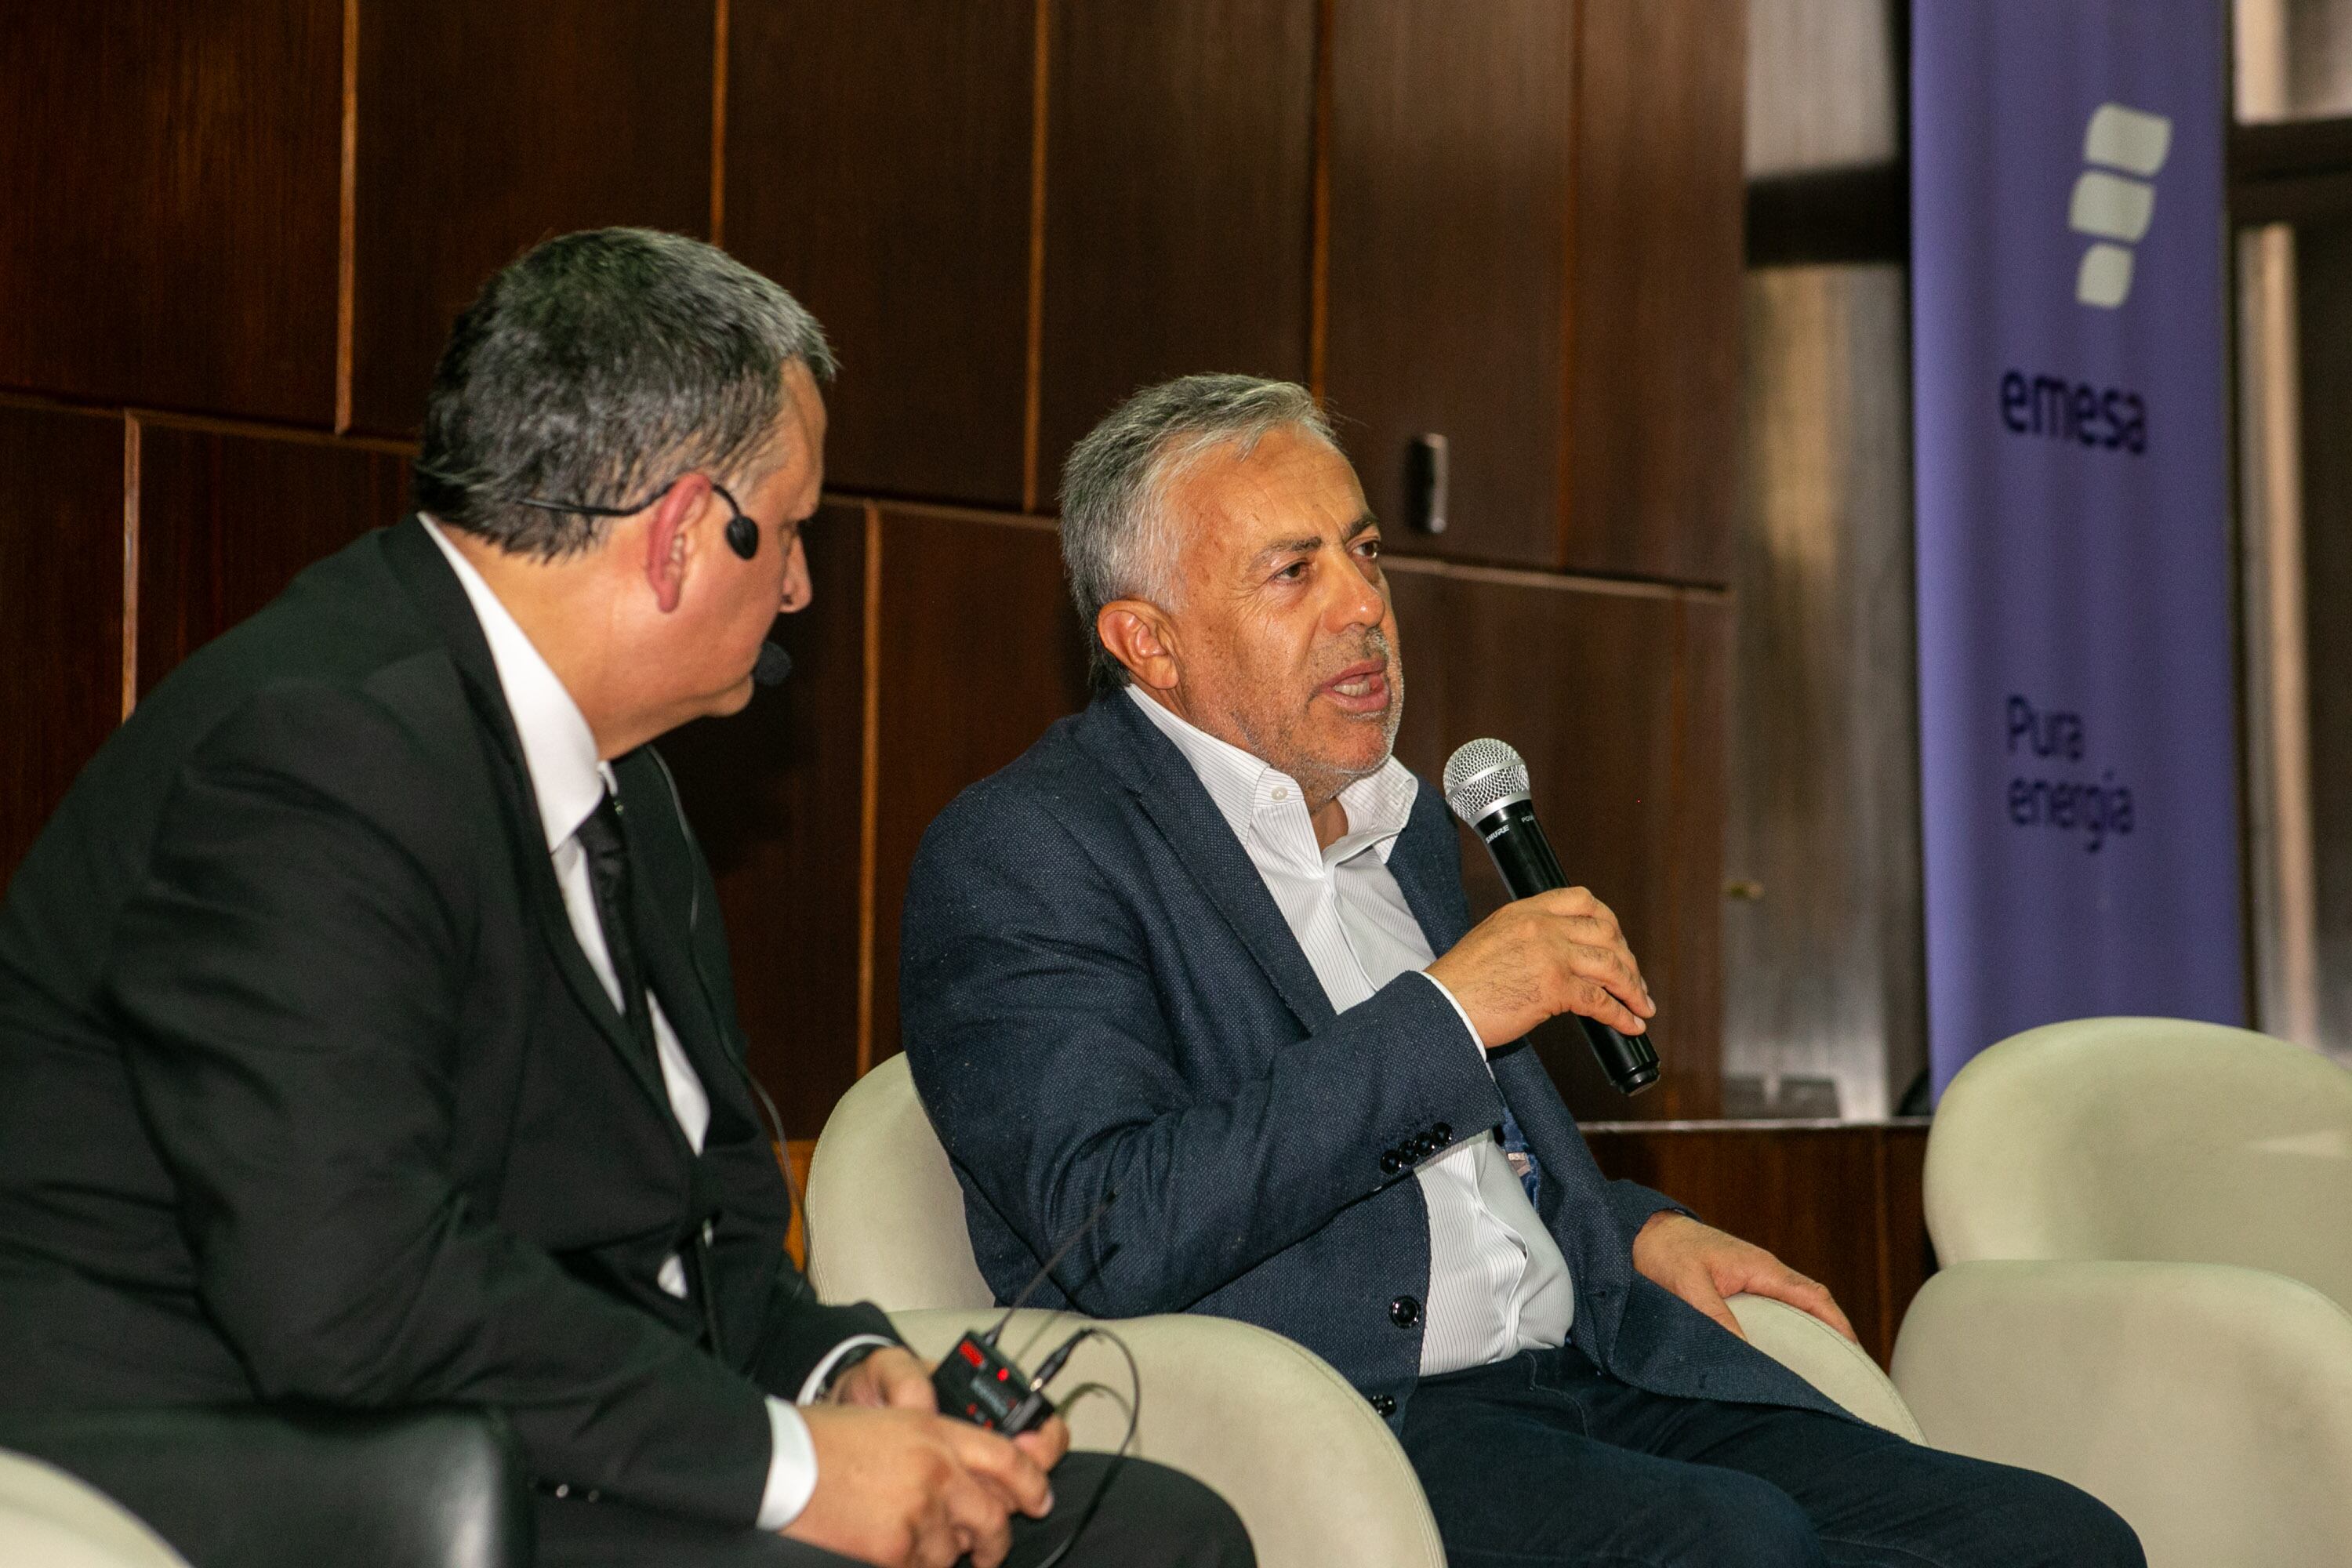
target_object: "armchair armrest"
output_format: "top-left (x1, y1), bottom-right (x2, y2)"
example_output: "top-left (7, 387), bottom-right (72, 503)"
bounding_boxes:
top-left (0, 1449), bottom-right (188, 1568)
top-left (1726, 1294), bottom-right (1922, 1441)
top-left (1891, 1259), bottom-right (2352, 1566)
top-left (889, 1308), bottom-right (1444, 1568)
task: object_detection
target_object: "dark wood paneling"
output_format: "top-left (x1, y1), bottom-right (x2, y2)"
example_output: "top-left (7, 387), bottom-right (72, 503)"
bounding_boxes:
top-left (0, 5), bottom-right (343, 423)
top-left (136, 426), bottom-right (409, 693)
top-left (1327, 0), bottom-right (1744, 583)
top-left (869, 507), bottom-right (1088, 1062)
top-left (662, 502), bottom-right (869, 1138)
top-left (1566, 0), bottom-right (1745, 584)
top-left (727, 2), bottom-right (1033, 506)
top-left (1325, 0), bottom-right (1573, 568)
top-left (1390, 564), bottom-right (1726, 1120)
top-left (1036, 0), bottom-right (1317, 485)
top-left (350, 0), bottom-right (715, 436)
top-left (0, 407), bottom-right (125, 880)
top-left (1582, 1121), bottom-right (1933, 1370)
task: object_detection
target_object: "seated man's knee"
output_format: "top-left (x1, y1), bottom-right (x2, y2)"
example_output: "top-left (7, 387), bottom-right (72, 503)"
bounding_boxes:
top-left (2025, 1475), bottom-right (2143, 1568)
top-left (1659, 1468), bottom-right (1824, 1568)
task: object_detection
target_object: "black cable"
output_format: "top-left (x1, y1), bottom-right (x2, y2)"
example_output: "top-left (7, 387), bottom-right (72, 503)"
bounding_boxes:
top-left (1029, 1327), bottom-right (1142, 1568)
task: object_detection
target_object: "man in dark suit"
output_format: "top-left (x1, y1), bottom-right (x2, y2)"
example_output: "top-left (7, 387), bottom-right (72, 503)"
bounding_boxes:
top-left (900, 375), bottom-right (2144, 1567)
top-left (0, 231), bottom-right (1247, 1568)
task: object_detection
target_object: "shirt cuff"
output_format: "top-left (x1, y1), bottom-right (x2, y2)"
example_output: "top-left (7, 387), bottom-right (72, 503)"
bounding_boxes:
top-left (1417, 969), bottom-right (1488, 1057)
top-left (755, 1397), bottom-right (817, 1530)
top-left (754, 1334), bottom-right (902, 1531)
top-left (796, 1333), bottom-right (899, 1404)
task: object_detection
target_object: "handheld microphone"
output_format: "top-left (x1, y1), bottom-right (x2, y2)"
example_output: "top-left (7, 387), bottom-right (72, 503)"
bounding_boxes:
top-left (1443, 739), bottom-right (1660, 1095)
top-left (752, 641), bottom-right (793, 687)
top-left (932, 1191), bottom-right (1119, 1434)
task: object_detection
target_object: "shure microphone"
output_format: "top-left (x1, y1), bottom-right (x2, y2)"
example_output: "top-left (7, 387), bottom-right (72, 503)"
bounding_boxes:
top-left (1443, 739), bottom-right (1661, 1095)
top-left (752, 641), bottom-right (793, 687)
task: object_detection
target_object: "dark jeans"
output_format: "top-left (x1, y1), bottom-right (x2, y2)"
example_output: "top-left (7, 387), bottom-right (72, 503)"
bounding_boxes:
top-left (535, 1452), bottom-right (1254, 1568)
top-left (1399, 1344), bottom-right (2144, 1568)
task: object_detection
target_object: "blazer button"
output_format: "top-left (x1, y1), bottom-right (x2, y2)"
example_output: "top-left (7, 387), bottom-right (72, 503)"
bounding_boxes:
top-left (1434, 1122), bottom-right (1453, 1144)
top-left (1380, 1150), bottom-right (1403, 1175)
top-left (1368, 1392), bottom-right (1397, 1417)
top-left (1389, 1294), bottom-right (1422, 1328)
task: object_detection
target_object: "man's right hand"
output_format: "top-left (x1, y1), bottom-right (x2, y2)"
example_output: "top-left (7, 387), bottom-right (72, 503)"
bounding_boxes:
top-left (783, 1404), bottom-right (1054, 1568)
top-left (1425, 885), bottom-right (1656, 1050)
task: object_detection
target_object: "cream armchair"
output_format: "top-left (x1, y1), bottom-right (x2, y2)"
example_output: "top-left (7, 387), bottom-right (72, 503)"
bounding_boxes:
top-left (1891, 1017), bottom-right (2352, 1568)
top-left (0, 1450), bottom-right (188, 1568)
top-left (808, 1054), bottom-right (1921, 1568)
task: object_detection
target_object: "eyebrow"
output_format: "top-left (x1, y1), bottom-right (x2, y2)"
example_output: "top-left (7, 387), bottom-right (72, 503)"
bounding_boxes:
top-left (1247, 514), bottom-right (1380, 572)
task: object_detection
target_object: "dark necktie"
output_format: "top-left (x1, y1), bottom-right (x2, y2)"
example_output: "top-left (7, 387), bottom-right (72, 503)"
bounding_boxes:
top-left (572, 791), bottom-right (659, 1065)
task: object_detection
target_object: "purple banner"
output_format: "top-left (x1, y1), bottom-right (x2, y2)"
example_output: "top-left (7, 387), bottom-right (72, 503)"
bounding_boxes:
top-left (1911, 0), bottom-right (2243, 1095)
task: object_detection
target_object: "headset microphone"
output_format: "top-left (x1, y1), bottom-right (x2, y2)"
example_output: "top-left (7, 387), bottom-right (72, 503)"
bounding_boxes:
top-left (1443, 739), bottom-right (1661, 1095)
top-left (752, 642), bottom-right (793, 687)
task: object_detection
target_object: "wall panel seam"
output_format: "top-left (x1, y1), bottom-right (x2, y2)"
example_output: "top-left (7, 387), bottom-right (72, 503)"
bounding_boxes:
top-left (336, 0), bottom-right (360, 434)
top-left (710, 0), bottom-right (729, 245)
top-left (855, 502), bottom-right (884, 1076)
top-left (1022, 0), bottom-right (1053, 513)
top-left (120, 414), bottom-right (141, 720)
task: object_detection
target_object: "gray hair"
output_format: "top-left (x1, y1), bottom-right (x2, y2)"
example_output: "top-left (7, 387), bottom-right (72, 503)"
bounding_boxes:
top-left (413, 227), bottom-right (834, 559)
top-left (1059, 373), bottom-right (1337, 691)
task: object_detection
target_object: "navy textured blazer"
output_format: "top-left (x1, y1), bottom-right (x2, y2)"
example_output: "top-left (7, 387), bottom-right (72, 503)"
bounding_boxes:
top-left (902, 691), bottom-right (1841, 1428)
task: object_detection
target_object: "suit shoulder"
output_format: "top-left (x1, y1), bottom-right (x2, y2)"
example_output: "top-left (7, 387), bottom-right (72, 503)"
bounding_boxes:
top-left (919, 711), bottom-right (1120, 863)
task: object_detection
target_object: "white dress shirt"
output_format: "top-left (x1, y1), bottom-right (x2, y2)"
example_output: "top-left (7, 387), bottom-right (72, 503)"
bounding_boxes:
top-left (1126, 688), bottom-right (1575, 1374)
top-left (423, 518), bottom-right (873, 1529)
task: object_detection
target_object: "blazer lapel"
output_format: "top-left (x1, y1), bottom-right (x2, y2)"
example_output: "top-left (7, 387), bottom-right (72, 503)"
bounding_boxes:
top-left (610, 751), bottom-right (760, 1142)
top-left (382, 517), bottom-right (674, 1117)
top-left (1080, 696), bottom-right (1335, 1033)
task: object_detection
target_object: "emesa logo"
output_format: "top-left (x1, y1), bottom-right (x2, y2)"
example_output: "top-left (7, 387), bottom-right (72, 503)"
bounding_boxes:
top-left (2070, 103), bottom-right (2172, 308)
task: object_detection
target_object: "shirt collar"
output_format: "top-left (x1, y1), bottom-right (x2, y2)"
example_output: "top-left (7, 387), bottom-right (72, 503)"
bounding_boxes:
top-left (1123, 684), bottom-right (1417, 865)
top-left (421, 516), bottom-right (609, 851)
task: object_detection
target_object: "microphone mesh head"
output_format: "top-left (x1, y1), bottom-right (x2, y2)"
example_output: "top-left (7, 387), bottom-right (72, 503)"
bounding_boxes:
top-left (1443, 739), bottom-right (1530, 826)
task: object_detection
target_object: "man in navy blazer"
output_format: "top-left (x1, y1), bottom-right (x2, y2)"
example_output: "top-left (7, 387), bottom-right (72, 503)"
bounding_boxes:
top-left (902, 376), bottom-right (2143, 1566)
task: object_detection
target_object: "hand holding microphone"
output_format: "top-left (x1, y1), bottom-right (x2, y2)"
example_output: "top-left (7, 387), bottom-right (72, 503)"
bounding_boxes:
top-left (1427, 739), bottom-right (1661, 1094)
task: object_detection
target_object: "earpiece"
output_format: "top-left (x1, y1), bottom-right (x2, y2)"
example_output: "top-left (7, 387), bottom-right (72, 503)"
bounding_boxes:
top-left (724, 511), bottom-right (759, 561)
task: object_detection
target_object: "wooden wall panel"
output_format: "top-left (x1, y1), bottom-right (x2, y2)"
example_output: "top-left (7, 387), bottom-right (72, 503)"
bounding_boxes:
top-left (1390, 563), bottom-right (1727, 1120)
top-left (350, 0), bottom-right (715, 436)
top-left (0, 407), bottom-right (125, 881)
top-left (869, 507), bottom-right (1088, 1063)
top-left (1036, 0), bottom-right (1317, 485)
top-left (1583, 1121), bottom-right (1933, 1369)
top-left (661, 502), bottom-right (870, 1137)
top-left (1566, 0), bottom-right (1746, 585)
top-left (1327, 0), bottom-right (1745, 584)
top-left (1325, 0), bottom-right (1573, 569)
top-left (727, 1), bottom-right (1033, 506)
top-left (135, 426), bottom-right (409, 694)
top-left (0, 5), bottom-right (343, 424)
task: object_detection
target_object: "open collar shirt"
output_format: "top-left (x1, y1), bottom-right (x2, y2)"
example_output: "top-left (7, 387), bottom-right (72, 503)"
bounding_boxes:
top-left (1125, 686), bottom-right (1575, 1374)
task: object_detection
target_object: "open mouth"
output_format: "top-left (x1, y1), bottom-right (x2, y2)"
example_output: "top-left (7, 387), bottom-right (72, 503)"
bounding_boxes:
top-left (1320, 659), bottom-right (1391, 714)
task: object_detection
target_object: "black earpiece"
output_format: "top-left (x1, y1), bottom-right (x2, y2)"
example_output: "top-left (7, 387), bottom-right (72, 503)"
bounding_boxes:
top-left (724, 510), bottom-right (759, 561)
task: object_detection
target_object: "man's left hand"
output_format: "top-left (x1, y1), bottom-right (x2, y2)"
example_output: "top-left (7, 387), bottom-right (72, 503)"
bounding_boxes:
top-left (1631, 1213), bottom-right (1857, 1345)
top-left (827, 1346), bottom-right (1074, 1487)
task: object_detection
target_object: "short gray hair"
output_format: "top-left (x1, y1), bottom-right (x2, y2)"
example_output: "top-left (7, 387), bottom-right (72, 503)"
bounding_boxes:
top-left (1059, 374), bottom-right (1337, 691)
top-left (414, 227), bottom-right (834, 559)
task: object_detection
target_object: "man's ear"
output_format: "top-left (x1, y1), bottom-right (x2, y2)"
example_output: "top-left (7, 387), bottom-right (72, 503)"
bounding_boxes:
top-left (1097, 599), bottom-right (1181, 691)
top-left (641, 477), bottom-right (709, 614)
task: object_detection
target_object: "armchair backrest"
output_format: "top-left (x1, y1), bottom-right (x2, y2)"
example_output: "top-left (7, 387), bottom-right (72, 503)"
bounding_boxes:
top-left (804, 1053), bottom-right (995, 1309)
top-left (1926, 1017), bottom-right (2352, 1308)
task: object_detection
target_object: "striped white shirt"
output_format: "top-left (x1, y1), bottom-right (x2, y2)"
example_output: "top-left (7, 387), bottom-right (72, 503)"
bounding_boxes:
top-left (1127, 688), bottom-right (1574, 1374)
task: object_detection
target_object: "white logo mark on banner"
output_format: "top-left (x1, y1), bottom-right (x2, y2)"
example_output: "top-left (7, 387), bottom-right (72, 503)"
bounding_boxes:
top-left (2071, 103), bottom-right (2172, 308)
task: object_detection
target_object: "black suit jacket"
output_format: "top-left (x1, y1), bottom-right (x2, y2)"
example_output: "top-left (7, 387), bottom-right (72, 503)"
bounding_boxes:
top-left (902, 692), bottom-right (1841, 1428)
top-left (0, 517), bottom-right (891, 1526)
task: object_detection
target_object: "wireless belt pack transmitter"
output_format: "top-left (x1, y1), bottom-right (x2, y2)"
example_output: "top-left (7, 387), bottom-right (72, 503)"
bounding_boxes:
top-left (932, 1192), bottom-right (1118, 1435)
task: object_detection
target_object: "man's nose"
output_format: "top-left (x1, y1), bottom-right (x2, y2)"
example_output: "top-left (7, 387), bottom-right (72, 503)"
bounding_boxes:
top-left (1326, 556), bottom-right (1385, 628)
top-left (779, 535), bottom-right (813, 613)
